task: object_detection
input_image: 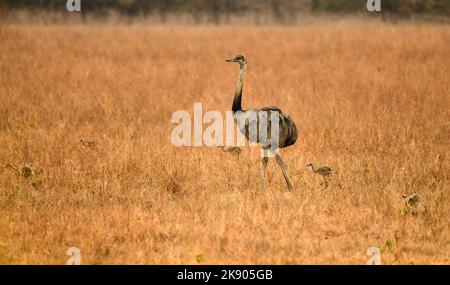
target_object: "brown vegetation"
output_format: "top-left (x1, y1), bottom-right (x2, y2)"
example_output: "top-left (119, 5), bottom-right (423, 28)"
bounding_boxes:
top-left (0, 22), bottom-right (449, 264)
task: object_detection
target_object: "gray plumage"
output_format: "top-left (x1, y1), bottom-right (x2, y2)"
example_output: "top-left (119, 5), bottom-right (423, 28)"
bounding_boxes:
top-left (306, 163), bottom-right (333, 188)
top-left (306, 163), bottom-right (334, 178)
top-left (402, 193), bottom-right (422, 217)
top-left (220, 146), bottom-right (242, 158)
top-left (5, 162), bottom-right (36, 178)
top-left (80, 138), bottom-right (97, 148)
top-left (226, 55), bottom-right (298, 191)
top-left (402, 193), bottom-right (421, 208)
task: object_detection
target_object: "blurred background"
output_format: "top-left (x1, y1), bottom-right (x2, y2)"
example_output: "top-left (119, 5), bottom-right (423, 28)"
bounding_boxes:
top-left (1, 0), bottom-right (450, 24)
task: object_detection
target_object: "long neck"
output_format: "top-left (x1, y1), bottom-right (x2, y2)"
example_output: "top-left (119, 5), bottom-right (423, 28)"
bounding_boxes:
top-left (232, 63), bottom-right (246, 113)
top-left (310, 165), bottom-right (318, 172)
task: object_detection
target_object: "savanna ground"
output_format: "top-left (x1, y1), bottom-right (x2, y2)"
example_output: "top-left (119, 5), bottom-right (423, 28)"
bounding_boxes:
top-left (0, 21), bottom-right (449, 264)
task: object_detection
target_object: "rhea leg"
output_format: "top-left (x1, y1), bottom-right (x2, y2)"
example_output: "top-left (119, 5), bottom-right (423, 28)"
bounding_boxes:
top-left (259, 150), bottom-right (269, 191)
top-left (274, 152), bottom-right (293, 191)
top-left (320, 177), bottom-right (329, 188)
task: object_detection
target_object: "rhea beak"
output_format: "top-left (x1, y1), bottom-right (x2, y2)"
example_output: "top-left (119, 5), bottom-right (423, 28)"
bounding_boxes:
top-left (226, 58), bottom-right (237, 62)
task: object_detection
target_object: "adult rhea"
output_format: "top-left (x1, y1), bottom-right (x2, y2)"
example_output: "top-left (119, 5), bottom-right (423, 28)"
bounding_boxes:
top-left (226, 55), bottom-right (298, 191)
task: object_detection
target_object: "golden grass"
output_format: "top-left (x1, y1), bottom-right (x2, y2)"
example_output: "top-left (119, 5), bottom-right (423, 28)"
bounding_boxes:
top-left (0, 22), bottom-right (449, 264)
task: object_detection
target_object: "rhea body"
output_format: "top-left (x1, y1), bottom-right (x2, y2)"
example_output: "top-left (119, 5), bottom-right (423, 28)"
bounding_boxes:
top-left (402, 193), bottom-right (421, 208)
top-left (79, 138), bottom-right (97, 148)
top-left (226, 55), bottom-right (298, 191)
top-left (402, 193), bottom-right (422, 216)
top-left (306, 163), bottom-right (334, 187)
top-left (306, 163), bottom-right (334, 178)
top-left (220, 146), bottom-right (242, 158)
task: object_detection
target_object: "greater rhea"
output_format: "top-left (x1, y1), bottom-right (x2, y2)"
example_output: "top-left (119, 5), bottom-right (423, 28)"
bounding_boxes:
top-left (79, 138), bottom-right (97, 148)
top-left (306, 163), bottom-right (333, 186)
top-left (5, 162), bottom-right (35, 178)
top-left (226, 55), bottom-right (298, 191)
top-left (306, 163), bottom-right (333, 177)
top-left (220, 146), bottom-right (242, 159)
top-left (402, 193), bottom-right (421, 216)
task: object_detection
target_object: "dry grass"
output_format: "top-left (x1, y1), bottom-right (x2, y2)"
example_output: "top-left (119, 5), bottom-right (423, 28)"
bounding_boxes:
top-left (0, 22), bottom-right (449, 264)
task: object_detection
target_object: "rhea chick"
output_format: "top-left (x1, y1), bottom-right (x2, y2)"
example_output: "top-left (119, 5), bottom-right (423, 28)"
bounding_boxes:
top-left (5, 162), bottom-right (35, 178)
top-left (306, 163), bottom-right (334, 178)
top-left (306, 163), bottom-right (334, 187)
top-left (79, 138), bottom-right (97, 148)
top-left (402, 193), bottom-right (422, 216)
top-left (20, 165), bottom-right (35, 178)
top-left (220, 146), bottom-right (242, 158)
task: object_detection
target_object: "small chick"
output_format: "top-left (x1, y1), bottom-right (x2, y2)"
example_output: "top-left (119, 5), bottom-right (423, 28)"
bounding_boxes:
top-left (402, 193), bottom-right (421, 216)
top-left (79, 138), bottom-right (97, 148)
top-left (306, 163), bottom-right (334, 177)
top-left (20, 165), bottom-right (35, 178)
top-left (306, 163), bottom-right (334, 187)
top-left (5, 162), bottom-right (35, 178)
top-left (220, 146), bottom-right (242, 158)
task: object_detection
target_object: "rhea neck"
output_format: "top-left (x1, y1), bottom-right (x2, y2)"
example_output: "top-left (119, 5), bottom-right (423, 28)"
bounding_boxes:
top-left (308, 164), bottom-right (318, 172)
top-left (232, 61), bottom-right (247, 113)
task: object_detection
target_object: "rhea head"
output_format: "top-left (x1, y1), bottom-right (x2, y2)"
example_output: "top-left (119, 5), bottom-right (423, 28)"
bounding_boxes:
top-left (226, 55), bottom-right (247, 67)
